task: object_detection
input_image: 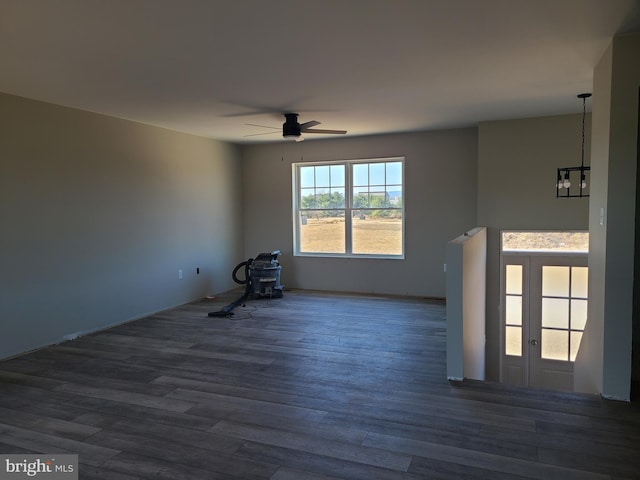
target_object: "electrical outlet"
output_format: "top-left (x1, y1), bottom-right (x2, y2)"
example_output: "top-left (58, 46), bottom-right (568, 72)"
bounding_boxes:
top-left (178, 269), bottom-right (183, 280)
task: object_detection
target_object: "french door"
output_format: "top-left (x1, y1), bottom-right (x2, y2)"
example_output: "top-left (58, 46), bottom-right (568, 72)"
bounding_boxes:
top-left (501, 254), bottom-right (588, 391)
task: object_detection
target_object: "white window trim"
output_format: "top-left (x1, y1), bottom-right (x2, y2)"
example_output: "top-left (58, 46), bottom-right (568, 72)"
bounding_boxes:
top-left (292, 157), bottom-right (405, 259)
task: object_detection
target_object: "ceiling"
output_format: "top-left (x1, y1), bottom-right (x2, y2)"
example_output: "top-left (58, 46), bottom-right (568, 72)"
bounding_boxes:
top-left (1, 0), bottom-right (639, 144)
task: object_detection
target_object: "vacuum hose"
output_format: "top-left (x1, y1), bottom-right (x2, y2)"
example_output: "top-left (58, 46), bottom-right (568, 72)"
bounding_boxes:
top-left (232, 260), bottom-right (251, 285)
top-left (208, 258), bottom-right (253, 317)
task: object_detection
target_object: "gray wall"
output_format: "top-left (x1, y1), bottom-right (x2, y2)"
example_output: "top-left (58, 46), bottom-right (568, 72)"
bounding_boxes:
top-left (240, 129), bottom-right (478, 298)
top-left (478, 114), bottom-right (590, 381)
top-left (0, 93), bottom-right (243, 360)
top-left (242, 119), bottom-right (591, 383)
top-left (578, 33), bottom-right (640, 401)
top-left (602, 33), bottom-right (639, 401)
top-left (3, 90), bottom-right (619, 392)
top-left (574, 44), bottom-right (611, 395)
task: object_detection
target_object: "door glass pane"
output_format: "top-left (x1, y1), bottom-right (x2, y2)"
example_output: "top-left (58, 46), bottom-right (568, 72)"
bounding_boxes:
top-left (541, 329), bottom-right (569, 361)
top-left (542, 266), bottom-right (570, 297)
top-left (571, 299), bottom-right (588, 330)
top-left (542, 298), bottom-right (569, 329)
top-left (570, 331), bottom-right (583, 362)
top-left (571, 267), bottom-right (588, 298)
top-left (505, 326), bottom-right (522, 356)
top-left (505, 295), bottom-right (522, 326)
top-left (505, 265), bottom-right (522, 294)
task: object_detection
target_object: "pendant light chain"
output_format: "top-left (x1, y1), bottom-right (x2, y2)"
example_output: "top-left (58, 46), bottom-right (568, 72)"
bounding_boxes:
top-left (581, 94), bottom-right (586, 169)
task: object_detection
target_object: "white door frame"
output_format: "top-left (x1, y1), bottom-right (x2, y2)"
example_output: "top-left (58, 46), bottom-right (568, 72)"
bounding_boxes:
top-left (500, 252), bottom-right (588, 390)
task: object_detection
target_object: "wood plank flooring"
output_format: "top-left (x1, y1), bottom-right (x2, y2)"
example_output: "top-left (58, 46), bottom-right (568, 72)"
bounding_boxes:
top-left (1, 290), bottom-right (639, 479)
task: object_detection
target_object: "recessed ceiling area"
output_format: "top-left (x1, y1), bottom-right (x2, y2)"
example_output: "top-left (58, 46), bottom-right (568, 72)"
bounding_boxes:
top-left (1, 0), bottom-right (639, 143)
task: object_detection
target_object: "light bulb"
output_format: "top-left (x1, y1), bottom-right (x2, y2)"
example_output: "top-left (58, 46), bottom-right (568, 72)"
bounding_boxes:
top-left (557, 181), bottom-right (564, 189)
top-left (563, 179), bottom-right (571, 188)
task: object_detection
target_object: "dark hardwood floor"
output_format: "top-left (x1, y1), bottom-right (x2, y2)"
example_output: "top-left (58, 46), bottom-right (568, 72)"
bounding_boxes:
top-left (1, 290), bottom-right (639, 479)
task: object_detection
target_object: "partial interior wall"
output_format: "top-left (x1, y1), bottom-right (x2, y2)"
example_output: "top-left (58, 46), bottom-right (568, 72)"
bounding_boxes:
top-left (446, 227), bottom-right (487, 381)
top-left (0, 93), bottom-right (243, 360)
top-left (581, 32), bottom-right (640, 401)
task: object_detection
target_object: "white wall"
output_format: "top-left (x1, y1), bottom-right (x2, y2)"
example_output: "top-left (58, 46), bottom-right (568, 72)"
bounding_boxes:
top-left (478, 114), bottom-right (590, 381)
top-left (0, 93), bottom-right (243, 360)
top-left (446, 227), bottom-right (486, 381)
top-left (240, 129), bottom-right (478, 297)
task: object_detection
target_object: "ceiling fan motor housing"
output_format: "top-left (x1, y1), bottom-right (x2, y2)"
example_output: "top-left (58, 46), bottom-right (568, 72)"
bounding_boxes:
top-left (283, 113), bottom-right (301, 137)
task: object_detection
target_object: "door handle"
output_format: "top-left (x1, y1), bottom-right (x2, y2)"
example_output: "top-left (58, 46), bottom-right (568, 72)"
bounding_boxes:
top-left (529, 339), bottom-right (539, 346)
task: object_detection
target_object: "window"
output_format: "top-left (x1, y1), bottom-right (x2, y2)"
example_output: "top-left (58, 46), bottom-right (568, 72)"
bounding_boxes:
top-left (293, 157), bottom-right (404, 258)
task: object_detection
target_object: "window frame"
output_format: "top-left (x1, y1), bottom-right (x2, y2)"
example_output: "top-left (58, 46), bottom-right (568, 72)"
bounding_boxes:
top-left (292, 157), bottom-right (405, 259)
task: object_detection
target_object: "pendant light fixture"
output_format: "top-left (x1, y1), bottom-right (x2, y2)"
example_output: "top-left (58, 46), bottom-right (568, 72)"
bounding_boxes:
top-left (556, 93), bottom-right (591, 198)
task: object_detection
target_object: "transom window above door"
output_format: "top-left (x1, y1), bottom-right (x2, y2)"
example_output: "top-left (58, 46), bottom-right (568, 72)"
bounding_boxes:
top-left (502, 231), bottom-right (589, 253)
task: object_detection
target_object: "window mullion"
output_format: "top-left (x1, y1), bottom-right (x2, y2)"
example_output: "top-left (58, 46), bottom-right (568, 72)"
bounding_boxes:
top-left (345, 162), bottom-right (353, 254)
top-left (293, 165), bottom-right (300, 254)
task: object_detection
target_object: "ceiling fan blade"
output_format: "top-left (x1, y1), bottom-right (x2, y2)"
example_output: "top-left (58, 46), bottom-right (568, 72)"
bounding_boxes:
top-left (245, 123), bottom-right (280, 130)
top-left (299, 120), bottom-right (321, 129)
top-left (243, 131), bottom-right (279, 137)
top-left (302, 128), bottom-right (347, 135)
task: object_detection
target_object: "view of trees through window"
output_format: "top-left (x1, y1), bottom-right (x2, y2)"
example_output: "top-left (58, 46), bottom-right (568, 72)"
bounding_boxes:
top-left (295, 159), bottom-right (404, 256)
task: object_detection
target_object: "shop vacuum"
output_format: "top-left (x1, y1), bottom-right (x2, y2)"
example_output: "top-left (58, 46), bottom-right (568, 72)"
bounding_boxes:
top-left (208, 250), bottom-right (284, 318)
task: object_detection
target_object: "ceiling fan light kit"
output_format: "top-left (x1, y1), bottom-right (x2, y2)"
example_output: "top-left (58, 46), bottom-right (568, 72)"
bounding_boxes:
top-left (283, 113), bottom-right (303, 138)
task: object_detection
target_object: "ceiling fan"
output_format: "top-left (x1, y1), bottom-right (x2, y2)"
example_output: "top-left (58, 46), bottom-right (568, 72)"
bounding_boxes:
top-left (245, 113), bottom-right (347, 141)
